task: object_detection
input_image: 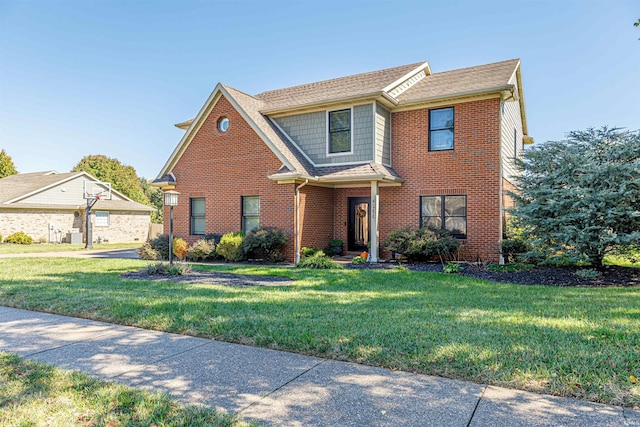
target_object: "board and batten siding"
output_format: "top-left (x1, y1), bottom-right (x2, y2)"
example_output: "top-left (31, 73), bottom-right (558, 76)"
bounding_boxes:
top-left (19, 176), bottom-right (124, 205)
top-left (501, 74), bottom-right (524, 183)
top-left (375, 104), bottom-right (392, 166)
top-left (273, 103), bottom-right (374, 165)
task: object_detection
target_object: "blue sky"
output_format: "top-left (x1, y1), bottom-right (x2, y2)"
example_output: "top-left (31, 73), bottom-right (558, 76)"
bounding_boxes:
top-left (1, 0), bottom-right (638, 180)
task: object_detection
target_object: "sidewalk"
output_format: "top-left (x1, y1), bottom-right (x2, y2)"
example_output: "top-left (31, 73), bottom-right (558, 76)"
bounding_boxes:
top-left (1, 306), bottom-right (638, 426)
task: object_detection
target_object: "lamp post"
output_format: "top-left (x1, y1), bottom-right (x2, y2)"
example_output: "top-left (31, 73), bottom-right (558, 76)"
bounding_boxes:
top-left (163, 190), bottom-right (179, 266)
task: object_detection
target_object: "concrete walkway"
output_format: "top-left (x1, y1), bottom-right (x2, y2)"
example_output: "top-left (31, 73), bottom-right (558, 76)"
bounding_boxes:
top-left (1, 306), bottom-right (638, 426)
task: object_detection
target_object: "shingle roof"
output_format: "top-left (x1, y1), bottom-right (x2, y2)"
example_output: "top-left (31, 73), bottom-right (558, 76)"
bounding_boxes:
top-left (396, 59), bottom-right (519, 104)
top-left (268, 162), bottom-right (402, 182)
top-left (0, 171), bottom-right (77, 204)
top-left (0, 171), bottom-right (154, 212)
top-left (255, 62), bottom-right (425, 111)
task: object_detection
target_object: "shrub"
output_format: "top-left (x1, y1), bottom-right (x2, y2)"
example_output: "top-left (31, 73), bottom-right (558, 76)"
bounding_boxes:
top-left (443, 262), bottom-right (461, 274)
top-left (145, 262), bottom-right (190, 276)
top-left (138, 242), bottom-right (159, 260)
top-left (242, 227), bottom-right (288, 262)
top-left (351, 256), bottom-right (366, 264)
top-left (384, 227), bottom-right (460, 262)
top-left (0, 234), bottom-right (2, 242)
top-left (300, 247), bottom-right (322, 258)
top-left (188, 239), bottom-right (214, 261)
top-left (501, 238), bottom-right (532, 263)
top-left (216, 232), bottom-right (245, 262)
top-left (576, 268), bottom-right (602, 278)
top-left (148, 235), bottom-right (170, 260)
top-left (297, 253), bottom-right (343, 269)
top-left (172, 238), bottom-right (189, 260)
top-left (4, 232), bottom-right (33, 245)
top-left (38, 236), bottom-right (47, 243)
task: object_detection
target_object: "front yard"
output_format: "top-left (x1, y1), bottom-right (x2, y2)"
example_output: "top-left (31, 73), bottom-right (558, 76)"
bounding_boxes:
top-left (0, 257), bottom-right (638, 407)
top-left (0, 242), bottom-right (142, 254)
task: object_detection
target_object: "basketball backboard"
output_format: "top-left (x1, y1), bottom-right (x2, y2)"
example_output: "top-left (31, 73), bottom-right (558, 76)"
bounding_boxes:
top-left (83, 181), bottom-right (112, 200)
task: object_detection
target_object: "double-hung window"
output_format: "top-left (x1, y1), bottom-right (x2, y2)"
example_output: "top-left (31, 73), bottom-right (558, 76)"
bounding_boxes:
top-left (429, 107), bottom-right (454, 151)
top-left (328, 109), bottom-right (351, 154)
top-left (190, 198), bottom-right (205, 235)
top-left (242, 196), bottom-right (260, 233)
top-left (420, 195), bottom-right (467, 238)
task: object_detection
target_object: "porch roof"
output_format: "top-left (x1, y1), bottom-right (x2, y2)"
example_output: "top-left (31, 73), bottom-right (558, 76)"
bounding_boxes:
top-left (268, 162), bottom-right (404, 186)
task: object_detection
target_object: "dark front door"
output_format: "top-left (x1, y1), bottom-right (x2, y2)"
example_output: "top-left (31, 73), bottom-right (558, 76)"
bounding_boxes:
top-left (348, 197), bottom-right (370, 251)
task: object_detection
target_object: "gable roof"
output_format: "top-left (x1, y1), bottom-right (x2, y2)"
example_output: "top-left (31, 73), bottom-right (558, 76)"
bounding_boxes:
top-left (0, 171), bottom-right (154, 212)
top-left (159, 58), bottom-right (528, 183)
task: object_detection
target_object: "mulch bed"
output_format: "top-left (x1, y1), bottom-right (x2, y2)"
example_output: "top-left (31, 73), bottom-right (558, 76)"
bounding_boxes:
top-left (121, 270), bottom-right (293, 287)
top-left (346, 262), bottom-right (640, 287)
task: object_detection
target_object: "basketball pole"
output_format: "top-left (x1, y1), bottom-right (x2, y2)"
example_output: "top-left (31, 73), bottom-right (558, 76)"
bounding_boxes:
top-left (85, 195), bottom-right (100, 249)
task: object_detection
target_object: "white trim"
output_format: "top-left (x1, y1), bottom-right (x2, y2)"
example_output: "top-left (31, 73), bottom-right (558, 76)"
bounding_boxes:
top-left (94, 211), bottom-right (109, 227)
top-left (382, 62), bottom-right (430, 93)
top-left (387, 70), bottom-right (427, 98)
top-left (326, 107), bottom-right (354, 157)
top-left (372, 102), bottom-right (377, 163)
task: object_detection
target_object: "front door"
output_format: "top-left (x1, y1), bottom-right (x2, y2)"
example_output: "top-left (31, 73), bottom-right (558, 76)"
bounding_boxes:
top-left (348, 197), bottom-right (370, 251)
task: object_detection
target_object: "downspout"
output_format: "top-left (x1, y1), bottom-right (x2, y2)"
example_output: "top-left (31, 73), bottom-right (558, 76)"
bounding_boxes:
top-left (295, 179), bottom-right (309, 265)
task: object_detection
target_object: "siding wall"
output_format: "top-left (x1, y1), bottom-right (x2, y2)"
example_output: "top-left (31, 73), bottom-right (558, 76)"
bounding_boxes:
top-left (22, 176), bottom-right (124, 205)
top-left (375, 104), bottom-right (392, 166)
top-left (500, 73), bottom-right (524, 182)
top-left (273, 103), bottom-right (374, 165)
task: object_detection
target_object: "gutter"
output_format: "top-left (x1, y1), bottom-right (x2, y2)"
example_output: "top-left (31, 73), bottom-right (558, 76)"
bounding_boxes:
top-left (261, 91), bottom-right (398, 116)
top-left (396, 85), bottom-right (514, 108)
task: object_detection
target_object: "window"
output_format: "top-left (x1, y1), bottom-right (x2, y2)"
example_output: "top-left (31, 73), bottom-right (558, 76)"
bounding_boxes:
top-left (94, 211), bottom-right (109, 227)
top-left (218, 117), bottom-right (229, 132)
top-left (420, 195), bottom-right (466, 238)
top-left (190, 198), bottom-right (205, 235)
top-left (242, 196), bottom-right (260, 233)
top-left (429, 107), bottom-right (454, 151)
top-left (328, 109), bottom-right (351, 154)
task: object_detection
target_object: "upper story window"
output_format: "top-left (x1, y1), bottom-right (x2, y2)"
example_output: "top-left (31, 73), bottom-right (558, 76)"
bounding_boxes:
top-left (328, 108), bottom-right (352, 154)
top-left (429, 107), bottom-right (454, 151)
top-left (190, 198), bottom-right (206, 235)
top-left (218, 117), bottom-right (229, 132)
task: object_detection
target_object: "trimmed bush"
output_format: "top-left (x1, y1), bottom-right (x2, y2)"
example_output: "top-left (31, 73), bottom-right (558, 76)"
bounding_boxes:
top-left (300, 247), bottom-right (322, 258)
top-left (148, 235), bottom-right (170, 260)
top-left (216, 232), bottom-right (245, 262)
top-left (384, 227), bottom-right (460, 262)
top-left (242, 227), bottom-right (288, 262)
top-left (297, 252), bottom-right (343, 269)
top-left (138, 242), bottom-right (159, 260)
top-left (188, 239), bottom-right (214, 261)
top-left (145, 262), bottom-right (190, 276)
top-left (172, 238), bottom-right (189, 260)
top-left (4, 232), bottom-right (33, 245)
top-left (501, 238), bottom-right (532, 263)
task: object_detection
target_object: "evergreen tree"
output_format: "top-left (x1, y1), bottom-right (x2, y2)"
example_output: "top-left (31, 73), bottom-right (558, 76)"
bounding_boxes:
top-left (0, 149), bottom-right (18, 178)
top-left (511, 127), bottom-right (640, 267)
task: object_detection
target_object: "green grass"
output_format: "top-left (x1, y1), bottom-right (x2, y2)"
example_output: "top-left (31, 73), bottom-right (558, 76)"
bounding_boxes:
top-left (0, 258), bottom-right (639, 407)
top-left (0, 352), bottom-right (254, 426)
top-left (0, 242), bottom-right (142, 254)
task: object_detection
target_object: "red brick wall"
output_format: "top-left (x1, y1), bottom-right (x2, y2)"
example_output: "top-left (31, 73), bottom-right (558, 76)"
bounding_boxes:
top-left (334, 187), bottom-right (370, 252)
top-left (379, 98), bottom-right (503, 262)
top-left (165, 95), bottom-right (296, 260)
top-left (298, 185), bottom-right (334, 250)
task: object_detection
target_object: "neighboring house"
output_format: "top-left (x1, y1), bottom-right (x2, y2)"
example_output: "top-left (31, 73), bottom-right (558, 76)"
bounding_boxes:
top-left (0, 171), bottom-right (154, 243)
top-left (153, 59), bottom-right (533, 262)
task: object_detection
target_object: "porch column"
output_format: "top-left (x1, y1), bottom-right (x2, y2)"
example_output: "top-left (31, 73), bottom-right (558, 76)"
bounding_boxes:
top-left (370, 180), bottom-right (380, 262)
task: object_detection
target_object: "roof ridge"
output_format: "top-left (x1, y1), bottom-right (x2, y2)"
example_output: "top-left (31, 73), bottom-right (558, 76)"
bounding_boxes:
top-left (220, 83), bottom-right (262, 101)
top-left (255, 61), bottom-right (425, 97)
top-left (431, 58), bottom-right (520, 75)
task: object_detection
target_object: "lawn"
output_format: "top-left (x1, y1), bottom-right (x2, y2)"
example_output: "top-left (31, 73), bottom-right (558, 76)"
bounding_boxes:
top-left (0, 242), bottom-right (142, 254)
top-left (0, 257), bottom-right (638, 407)
top-left (0, 352), bottom-right (253, 426)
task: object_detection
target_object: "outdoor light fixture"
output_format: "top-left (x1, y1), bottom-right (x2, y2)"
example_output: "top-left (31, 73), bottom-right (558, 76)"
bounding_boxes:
top-left (163, 190), bottom-right (179, 265)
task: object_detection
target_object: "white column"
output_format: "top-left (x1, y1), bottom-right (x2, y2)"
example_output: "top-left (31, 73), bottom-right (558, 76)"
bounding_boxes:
top-left (370, 180), bottom-right (380, 262)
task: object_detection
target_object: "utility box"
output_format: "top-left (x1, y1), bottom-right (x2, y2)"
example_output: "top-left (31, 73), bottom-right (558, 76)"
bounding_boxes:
top-left (66, 232), bottom-right (83, 244)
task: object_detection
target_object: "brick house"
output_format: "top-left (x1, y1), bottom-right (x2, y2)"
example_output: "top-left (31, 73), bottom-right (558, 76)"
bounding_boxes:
top-left (0, 171), bottom-right (154, 243)
top-left (153, 59), bottom-right (533, 262)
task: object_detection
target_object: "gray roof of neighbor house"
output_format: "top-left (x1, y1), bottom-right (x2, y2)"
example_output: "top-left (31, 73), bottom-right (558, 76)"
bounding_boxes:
top-left (0, 171), bottom-right (154, 212)
top-left (160, 59), bottom-right (525, 183)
